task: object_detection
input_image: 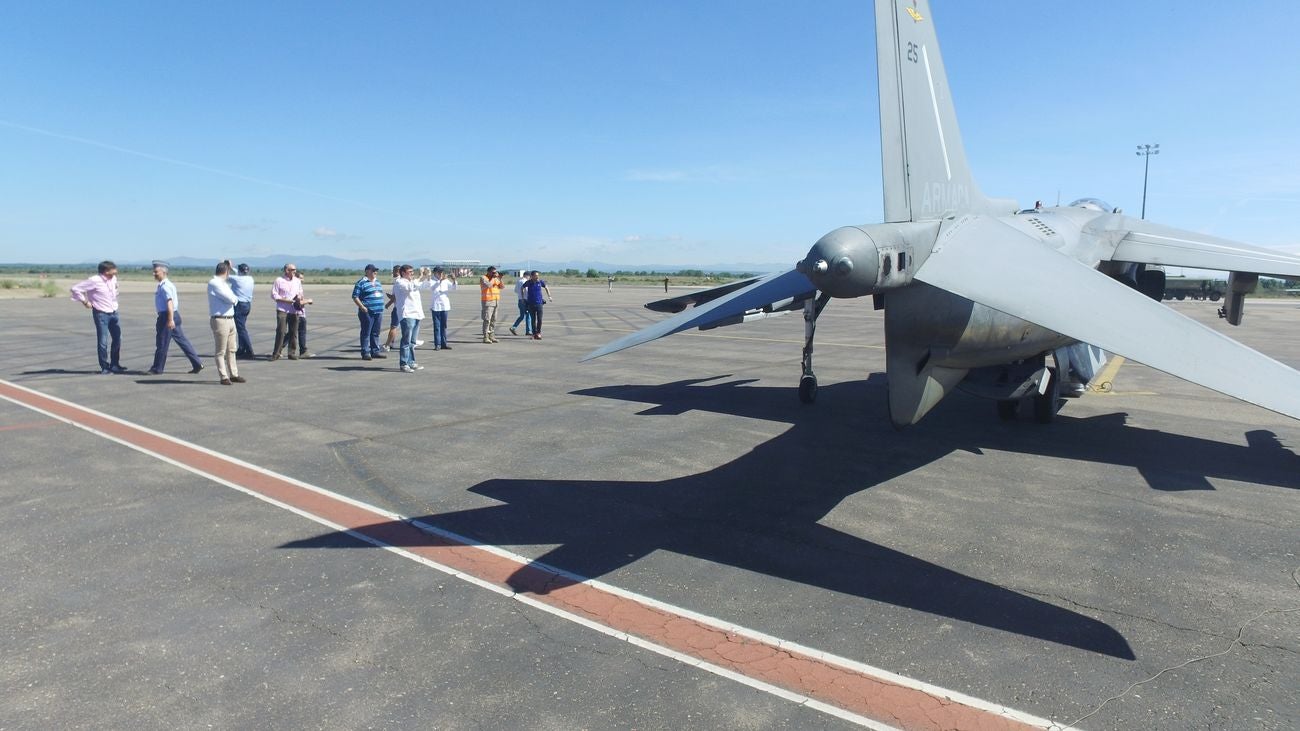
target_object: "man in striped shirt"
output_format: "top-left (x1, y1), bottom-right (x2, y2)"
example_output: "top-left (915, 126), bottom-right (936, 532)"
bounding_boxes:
top-left (351, 264), bottom-right (388, 361)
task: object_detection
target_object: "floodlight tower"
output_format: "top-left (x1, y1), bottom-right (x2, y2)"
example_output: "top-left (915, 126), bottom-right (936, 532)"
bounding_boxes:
top-left (1136, 143), bottom-right (1159, 219)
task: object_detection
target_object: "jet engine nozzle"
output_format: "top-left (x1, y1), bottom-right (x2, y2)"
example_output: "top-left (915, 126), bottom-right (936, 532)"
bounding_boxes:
top-left (799, 226), bottom-right (880, 298)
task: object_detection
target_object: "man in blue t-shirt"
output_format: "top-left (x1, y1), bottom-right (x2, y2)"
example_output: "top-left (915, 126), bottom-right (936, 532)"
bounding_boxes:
top-left (520, 270), bottom-right (553, 340)
top-left (351, 264), bottom-right (388, 360)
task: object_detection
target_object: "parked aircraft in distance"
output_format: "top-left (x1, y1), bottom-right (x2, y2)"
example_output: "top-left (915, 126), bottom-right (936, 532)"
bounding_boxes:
top-left (585, 0), bottom-right (1300, 427)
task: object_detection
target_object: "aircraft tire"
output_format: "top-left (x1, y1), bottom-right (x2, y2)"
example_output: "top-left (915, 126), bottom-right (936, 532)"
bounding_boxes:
top-left (798, 375), bottom-right (818, 404)
top-left (1210, 292), bottom-right (1221, 302)
top-left (996, 399), bottom-right (1019, 421)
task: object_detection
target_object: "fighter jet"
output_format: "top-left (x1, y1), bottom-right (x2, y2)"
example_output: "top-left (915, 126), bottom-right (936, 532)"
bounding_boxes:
top-left (584, 0), bottom-right (1300, 427)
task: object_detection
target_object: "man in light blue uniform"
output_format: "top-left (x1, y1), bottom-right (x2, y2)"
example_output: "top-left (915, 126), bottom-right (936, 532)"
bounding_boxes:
top-left (229, 262), bottom-right (256, 359)
top-left (147, 262), bottom-right (203, 375)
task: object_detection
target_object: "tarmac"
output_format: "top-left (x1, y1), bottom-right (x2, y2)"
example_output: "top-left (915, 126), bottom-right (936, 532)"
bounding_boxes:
top-left (1, 282), bottom-right (1297, 730)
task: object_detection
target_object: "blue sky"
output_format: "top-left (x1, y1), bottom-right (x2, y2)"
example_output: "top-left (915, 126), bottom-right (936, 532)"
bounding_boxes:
top-left (2, 1), bottom-right (1298, 268)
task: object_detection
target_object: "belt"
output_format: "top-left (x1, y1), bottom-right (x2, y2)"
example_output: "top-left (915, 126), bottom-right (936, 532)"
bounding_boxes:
top-left (211, 315), bottom-right (234, 319)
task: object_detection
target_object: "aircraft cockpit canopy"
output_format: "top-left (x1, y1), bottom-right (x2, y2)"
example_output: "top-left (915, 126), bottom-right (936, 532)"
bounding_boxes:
top-left (1069, 198), bottom-right (1114, 213)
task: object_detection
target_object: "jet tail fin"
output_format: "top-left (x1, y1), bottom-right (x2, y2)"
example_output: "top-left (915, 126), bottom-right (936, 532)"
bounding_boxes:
top-left (876, 0), bottom-right (1007, 222)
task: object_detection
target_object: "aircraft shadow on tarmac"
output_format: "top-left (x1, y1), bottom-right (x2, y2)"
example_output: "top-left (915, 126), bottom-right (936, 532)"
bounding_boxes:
top-left (280, 375), bottom-right (1297, 660)
top-left (276, 372), bottom-right (1279, 658)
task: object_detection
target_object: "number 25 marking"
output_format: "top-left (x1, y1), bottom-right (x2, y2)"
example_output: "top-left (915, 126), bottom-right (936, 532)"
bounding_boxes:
top-left (906, 42), bottom-right (919, 63)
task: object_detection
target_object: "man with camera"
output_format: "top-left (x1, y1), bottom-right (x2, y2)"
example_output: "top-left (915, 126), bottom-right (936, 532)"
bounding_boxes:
top-left (269, 262), bottom-right (305, 360)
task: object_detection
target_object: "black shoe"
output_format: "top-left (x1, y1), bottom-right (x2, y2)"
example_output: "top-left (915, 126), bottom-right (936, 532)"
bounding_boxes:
top-left (231, 376), bottom-right (246, 383)
top-left (109, 365), bottom-right (128, 374)
top-left (441, 345), bottom-right (452, 350)
top-left (189, 364), bottom-right (204, 374)
top-left (361, 355), bottom-right (372, 361)
top-left (371, 353), bottom-right (387, 359)
top-left (145, 369), bottom-right (160, 375)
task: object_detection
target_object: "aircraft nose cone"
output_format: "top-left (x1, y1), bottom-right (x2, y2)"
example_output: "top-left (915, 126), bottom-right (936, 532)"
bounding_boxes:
top-left (801, 226), bottom-right (880, 298)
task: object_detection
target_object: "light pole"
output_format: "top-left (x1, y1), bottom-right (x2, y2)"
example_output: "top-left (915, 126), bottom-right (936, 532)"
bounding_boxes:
top-left (1136, 143), bottom-right (1159, 219)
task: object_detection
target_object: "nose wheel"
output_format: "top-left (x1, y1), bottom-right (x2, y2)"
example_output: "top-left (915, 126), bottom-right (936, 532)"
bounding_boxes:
top-left (798, 292), bottom-right (832, 404)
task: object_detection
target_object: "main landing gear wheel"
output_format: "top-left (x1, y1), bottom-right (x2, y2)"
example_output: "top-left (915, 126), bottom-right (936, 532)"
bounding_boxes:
top-left (799, 375), bottom-right (818, 403)
top-left (797, 291), bottom-right (832, 405)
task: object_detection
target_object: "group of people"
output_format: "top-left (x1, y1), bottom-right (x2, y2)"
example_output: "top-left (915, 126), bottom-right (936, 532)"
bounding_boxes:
top-left (70, 259), bottom-right (260, 384)
top-left (70, 260), bottom-right (553, 381)
top-left (352, 264), bottom-right (552, 373)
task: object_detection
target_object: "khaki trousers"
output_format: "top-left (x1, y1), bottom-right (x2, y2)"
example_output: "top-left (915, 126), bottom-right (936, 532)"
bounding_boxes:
top-left (210, 317), bottom-right (239, 380)
top-left (481, 300), bottom-right (499, 339)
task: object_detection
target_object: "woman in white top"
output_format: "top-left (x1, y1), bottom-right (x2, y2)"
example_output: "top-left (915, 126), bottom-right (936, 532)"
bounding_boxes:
top-left (429, 266), bottom-right (457, 350)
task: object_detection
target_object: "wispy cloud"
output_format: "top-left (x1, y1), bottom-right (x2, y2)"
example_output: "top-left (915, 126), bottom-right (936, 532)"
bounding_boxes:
top-left (0, 118), bottom-right (389, 212)
top-left (312, 226), bottom-right (361, 241)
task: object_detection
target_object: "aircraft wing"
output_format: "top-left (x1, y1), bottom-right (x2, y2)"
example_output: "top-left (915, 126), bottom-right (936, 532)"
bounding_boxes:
top-left (582, 269), bottom-right (815, 361)
top-left (913, 218), bottom-right (1300, 419)
top-left (1095, 215), bottom-right (1300, 278)
top-left (645, 276), bottom-right (762, 313)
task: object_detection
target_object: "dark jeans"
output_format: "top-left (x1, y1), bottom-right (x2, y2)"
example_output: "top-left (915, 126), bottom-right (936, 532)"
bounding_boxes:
top-left (91, 309), bottom-right (122, 371)
top-left (526, 302), bottom-right (544, 335)
top-left (358, 309), bottom-right (383, 355)
top-left (151, 311), bottom-right (201, 373)
top-left (233, 300), bottom-right (254, 356)
top-left (430, 309), bottom-right (449, 348)
top-left (273, 310), bottom-right (299, 357)
top-left (511, 299), bottom-right (533, 334)
top-left (297, 315), bottom-right (308, 354)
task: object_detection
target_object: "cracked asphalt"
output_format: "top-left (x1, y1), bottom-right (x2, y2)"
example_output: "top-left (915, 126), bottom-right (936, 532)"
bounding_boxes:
top-left (1, 283), bottom-right (1297, 729)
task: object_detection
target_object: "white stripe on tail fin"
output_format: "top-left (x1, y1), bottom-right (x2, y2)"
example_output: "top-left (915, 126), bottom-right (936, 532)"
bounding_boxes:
top-left (876, 0), bottom-right (1007, 222)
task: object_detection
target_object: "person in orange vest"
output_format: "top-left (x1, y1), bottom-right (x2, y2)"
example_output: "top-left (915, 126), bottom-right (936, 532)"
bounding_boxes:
top-left (479, 266), bottom-right (504, 343)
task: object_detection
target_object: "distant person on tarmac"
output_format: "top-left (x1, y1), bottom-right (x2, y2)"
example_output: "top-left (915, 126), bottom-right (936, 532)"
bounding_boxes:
top-left (147, 262), bottom-right (204, 376)
top-left (509, 270), bottom-right (532, 336)
top-left (521, 270), bottom-right (553, 340)
top-left (269, 263), bottom-right (303, 360)
top-left (293, 269), bottom-right (314, 358)
top-left (229, 263), bottom-right (256, 359)
top-left (479, 266), bottom-right (504, 343)
top-left (207, 261), bottom-right (244, 385)
top-left (70, 260), bottom-right (126, 374)
top-left (383, 264), bottom-right (401, 351)
top-left (429, 266), bottom-right (457, 350)
top-left (352, 264), bottom-right (387, 360)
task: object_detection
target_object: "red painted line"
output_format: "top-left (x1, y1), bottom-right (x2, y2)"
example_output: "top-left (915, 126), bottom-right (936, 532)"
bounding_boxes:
top-left (0, 419), bottom-right (57, 432)
top-left (0, 379), bottom-right (1058, 731)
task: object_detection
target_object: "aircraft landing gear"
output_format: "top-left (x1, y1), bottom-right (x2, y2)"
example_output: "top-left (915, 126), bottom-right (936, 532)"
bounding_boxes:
top-left (798, 292), bottom-right (832, 404)
top-left (1033, 367), bottom-right (1060, 424)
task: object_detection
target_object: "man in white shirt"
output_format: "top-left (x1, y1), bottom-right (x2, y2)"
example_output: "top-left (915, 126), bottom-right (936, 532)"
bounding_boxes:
top-left (392, 264), bottom-right (435, 373)
top-left (207, 261), bottom-right (244, 385)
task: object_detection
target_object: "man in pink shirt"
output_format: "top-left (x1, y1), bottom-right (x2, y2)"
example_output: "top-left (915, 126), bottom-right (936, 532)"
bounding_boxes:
top-left (70, 260), bottom-right (126, 374)
top-left (269, 263), bottom-right (304, 361)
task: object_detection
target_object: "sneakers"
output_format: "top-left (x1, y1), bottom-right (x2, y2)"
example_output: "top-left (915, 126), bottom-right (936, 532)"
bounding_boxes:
top-left (413, 363), bottom-right (425, 370)
top-left (415, 340), bottom-right (425, 347)
top-left (109, 365), bottom-right (128, 374)
top-left (489, 337), bottom-right (500, 343)
top-left (231, 376), bottom-right (246, 383)
top-left (400, 364), bottom-right (414, 373)
top-left (380, 344), bottom-right (391, 352)
top-left (361, 355), bottom-right (372, 361)
top-left (372, 352), bottom-right (387, 359)
top-left (189, 364), bottom-right (204, 374)
top-left (532, 334), bottom-right (541, 340)
top-left (509, 326), bottom-right (518, 336)
top-left (299, 351), bottom-right (315, 359)
top-left (287, 354), bottom-right (298, 360)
